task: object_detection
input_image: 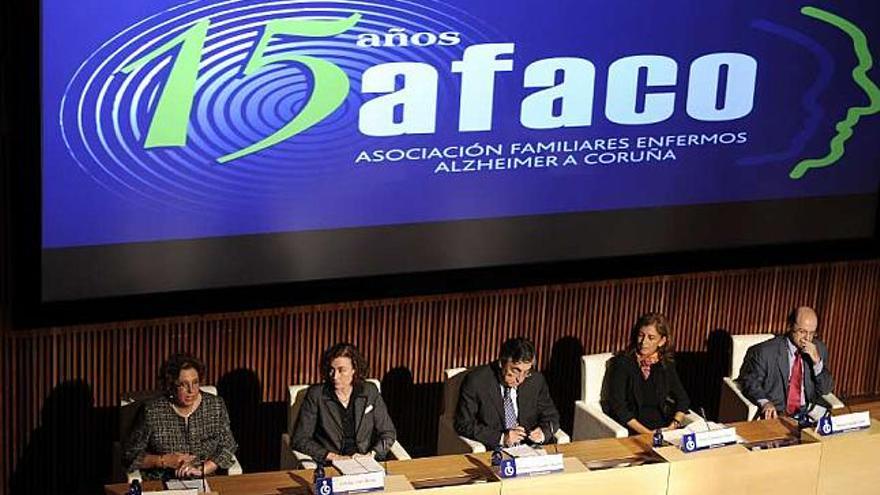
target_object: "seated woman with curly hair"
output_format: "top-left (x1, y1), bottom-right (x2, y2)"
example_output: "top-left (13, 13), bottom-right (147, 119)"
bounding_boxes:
top-left (123, 353), bottom-right (238, 479)
top-left (291, 343), bottom-right (397, 463)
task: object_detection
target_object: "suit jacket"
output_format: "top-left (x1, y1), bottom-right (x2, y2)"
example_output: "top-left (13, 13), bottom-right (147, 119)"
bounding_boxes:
top-left (291, 381), bottom-right (396, 461)
top-left (737, 335), bottom-right (834, 413)
top-left (602, 353), bottom-right (691, 429)
top-left (454, 363), bottom-right (560, 449)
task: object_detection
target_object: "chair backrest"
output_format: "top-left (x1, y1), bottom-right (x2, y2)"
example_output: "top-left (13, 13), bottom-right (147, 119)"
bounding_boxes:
top-left (730, 334), bottom-right (775, 379)
top-left (580, 353), bottom-right (615, 403)
top-left (441, 368), bottom-right (469, 421)
top-left (287, 379), bottom-right (381, 431)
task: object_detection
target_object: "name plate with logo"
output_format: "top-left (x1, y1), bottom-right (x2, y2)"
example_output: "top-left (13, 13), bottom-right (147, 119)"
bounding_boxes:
top-left (323, 472), bottom-right (384, 494)
top-left (816, 411), bottom-right (871, 436)
top-left (680, 427), bottom-right (738, 453)
top-left (499, 453), bottom-right (565, 477)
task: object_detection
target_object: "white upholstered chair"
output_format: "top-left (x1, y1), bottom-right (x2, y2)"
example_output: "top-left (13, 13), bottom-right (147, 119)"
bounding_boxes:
top-left (436, 367), bottom-right (570, 455)
top-left (573, 353), bottom-right (704, 440)
top-left (718, 333), bottom-right (844, 422)
top-left (122, 385), bottom-right (243, 483)
top-left (573, 353), bottom-right (627, 439)
top-left (279, 378), bottom-right (411, 470)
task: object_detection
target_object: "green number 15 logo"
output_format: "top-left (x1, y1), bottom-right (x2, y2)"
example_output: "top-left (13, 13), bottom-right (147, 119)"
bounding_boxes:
top-left (120, 13), bottom-right (360, 163)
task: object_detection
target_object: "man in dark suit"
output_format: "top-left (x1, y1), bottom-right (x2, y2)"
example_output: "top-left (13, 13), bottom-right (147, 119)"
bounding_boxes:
top-left (738, 307), bottom-right (834, 419)
top-left (454, 337), bottom-right (560, 449)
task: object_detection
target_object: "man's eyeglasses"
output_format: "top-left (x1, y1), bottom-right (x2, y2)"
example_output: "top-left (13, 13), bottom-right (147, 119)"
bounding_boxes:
top-left (792, 327), bottom-right (818, 339)
top-left (503, 364), bottom-right (533, 378)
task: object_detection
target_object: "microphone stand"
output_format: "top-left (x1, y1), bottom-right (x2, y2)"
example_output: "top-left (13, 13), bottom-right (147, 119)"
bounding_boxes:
top-left (549, 421), bottom-right (559, 455)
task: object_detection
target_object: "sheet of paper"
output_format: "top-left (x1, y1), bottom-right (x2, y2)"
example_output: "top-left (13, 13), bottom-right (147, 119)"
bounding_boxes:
top-left (807, 405), bottom-right (829, 422)
top-left (164, 477), bottom-right (211, 493)
top-left (144, 489), bottom-right (198, 495)
top-left (164, 479), bottom-right (207, 490)
top-left (661, 428), bottom-right (688, 446)
top-left (333, 456), bottom-right (384, 475)
top-left (502, 444), bottom-right (541, 457)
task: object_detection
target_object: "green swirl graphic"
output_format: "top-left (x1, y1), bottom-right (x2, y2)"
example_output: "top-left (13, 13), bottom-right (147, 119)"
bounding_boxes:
top-left (790, 6), bottom-right (880, 179)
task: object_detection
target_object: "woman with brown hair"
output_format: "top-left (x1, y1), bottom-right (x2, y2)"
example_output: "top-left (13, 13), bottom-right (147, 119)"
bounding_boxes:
top-left (123, 353), bottom-right (238, 479)
top-left (604, 313), bottom-right (691, 435)
top-left (291, 343), bottom-right (397, 462)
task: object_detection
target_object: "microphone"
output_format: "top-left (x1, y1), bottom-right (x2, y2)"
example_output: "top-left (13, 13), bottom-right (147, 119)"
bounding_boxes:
top-left (699, 406), bottom-right (714, 431)
top-left (491, 444), bottom-right (503, 466)
top-left (547, 421), bottom-right (559, 454)
top-left (652, 429), bottom-right (664, 448)
top-left (314, 459), bottom-right (326, 482)
top-left (198, 460), bottom-right (206, 494)
top-left (126, 478), bottom-right (142, 495)
top-left (840, 389), bottom-right (853, 415)
top-left (795, 403), bottom-right (812, 430)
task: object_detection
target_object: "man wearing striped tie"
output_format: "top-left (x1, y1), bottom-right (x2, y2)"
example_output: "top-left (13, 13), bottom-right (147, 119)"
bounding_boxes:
top-left (738, 307), bottom-right (835, 419)
top-left (454, 337), bottom-right (561, 449)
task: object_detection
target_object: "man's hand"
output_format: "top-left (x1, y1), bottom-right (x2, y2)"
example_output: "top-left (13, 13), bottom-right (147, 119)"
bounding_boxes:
top-left (527, 427), bottom-right (545, 444)
top-left (761, 402), bottom-right (778, 419)
top-left (503, 426), bottom-right (526, 446)
top-left (325, 452), bottom-right (351, 462)
top-left (801, 341), bottom-right (821, 364)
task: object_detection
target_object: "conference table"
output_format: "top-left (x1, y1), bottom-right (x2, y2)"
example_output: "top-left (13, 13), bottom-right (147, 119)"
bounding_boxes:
top-left (655, 419), bottom-right (821, 495)
top-left (801, 418), bottom-right (880, 495)
top-left (104, 418), bottom-right (879, 495)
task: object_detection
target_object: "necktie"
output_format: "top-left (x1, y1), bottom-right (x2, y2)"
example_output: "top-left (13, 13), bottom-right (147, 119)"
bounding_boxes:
top-left (503, 387), bottom-right (517, 430)
top-left (786, 352), bottom-right (803, 415)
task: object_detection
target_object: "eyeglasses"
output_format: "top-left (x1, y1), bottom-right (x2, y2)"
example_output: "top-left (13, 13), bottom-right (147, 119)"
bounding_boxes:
top-left (792, 327), bottom-right (818, 339)
top-left (503, 363), bottom-right (533, 379)
top-left (175, 380), bottom-right (200, 392)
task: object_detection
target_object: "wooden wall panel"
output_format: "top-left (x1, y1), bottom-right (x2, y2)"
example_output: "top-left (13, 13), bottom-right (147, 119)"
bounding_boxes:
top-left (2, 259), bottom-right (880, 494)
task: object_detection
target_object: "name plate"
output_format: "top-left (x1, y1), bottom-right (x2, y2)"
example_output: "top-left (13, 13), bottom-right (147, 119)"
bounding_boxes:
top-left (680, 427), bottom-right (738, 453)
top-left (318, 472), bottom-right (384, 494)
top-left (816, 411), bottom-right (871, 436)
top-left (499, 454), bottom-right (565, 477)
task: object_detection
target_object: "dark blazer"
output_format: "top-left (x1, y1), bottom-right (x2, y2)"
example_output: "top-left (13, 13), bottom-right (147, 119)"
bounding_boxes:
top-left (291, 381), bottom-right (396, 461)
top-left (737, 335), bottom-right (834, 412)
top-left (603, 353), bottom-right (690, 429)
top-left (454, 363), bottom-right (560, 449)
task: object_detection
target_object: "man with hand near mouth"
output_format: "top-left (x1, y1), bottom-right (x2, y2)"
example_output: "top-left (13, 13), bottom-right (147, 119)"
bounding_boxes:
top-left (738, 306), bottom-right (835, 419)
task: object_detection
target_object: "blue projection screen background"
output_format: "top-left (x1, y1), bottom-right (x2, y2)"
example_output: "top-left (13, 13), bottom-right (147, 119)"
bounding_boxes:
top-left (41, 0), bottom-right (880, 300)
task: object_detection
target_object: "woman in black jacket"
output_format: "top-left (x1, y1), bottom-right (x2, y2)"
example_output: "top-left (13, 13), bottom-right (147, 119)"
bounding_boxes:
top-left (604, 313), bottom-right (690, 435)
top-left (291, 343), bottom-right (397, 462)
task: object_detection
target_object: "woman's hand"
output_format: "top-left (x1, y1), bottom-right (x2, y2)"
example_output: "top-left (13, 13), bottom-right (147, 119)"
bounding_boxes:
top-left (174, 459), bottom-right (217, 478)
top-left (159, 452), bottom-right (195, 469)
top-left (175, 462), bottom-right (203, 479)
top-left (626, 419), bottom-right (653, 435)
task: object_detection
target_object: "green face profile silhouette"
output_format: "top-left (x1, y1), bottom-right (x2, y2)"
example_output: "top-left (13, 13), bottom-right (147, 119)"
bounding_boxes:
top-left (790, 7), bottom-right (880, 179)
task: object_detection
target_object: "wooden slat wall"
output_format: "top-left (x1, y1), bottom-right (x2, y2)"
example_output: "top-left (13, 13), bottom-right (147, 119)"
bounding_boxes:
top-left (2, 259), bottom-right (880, 494)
